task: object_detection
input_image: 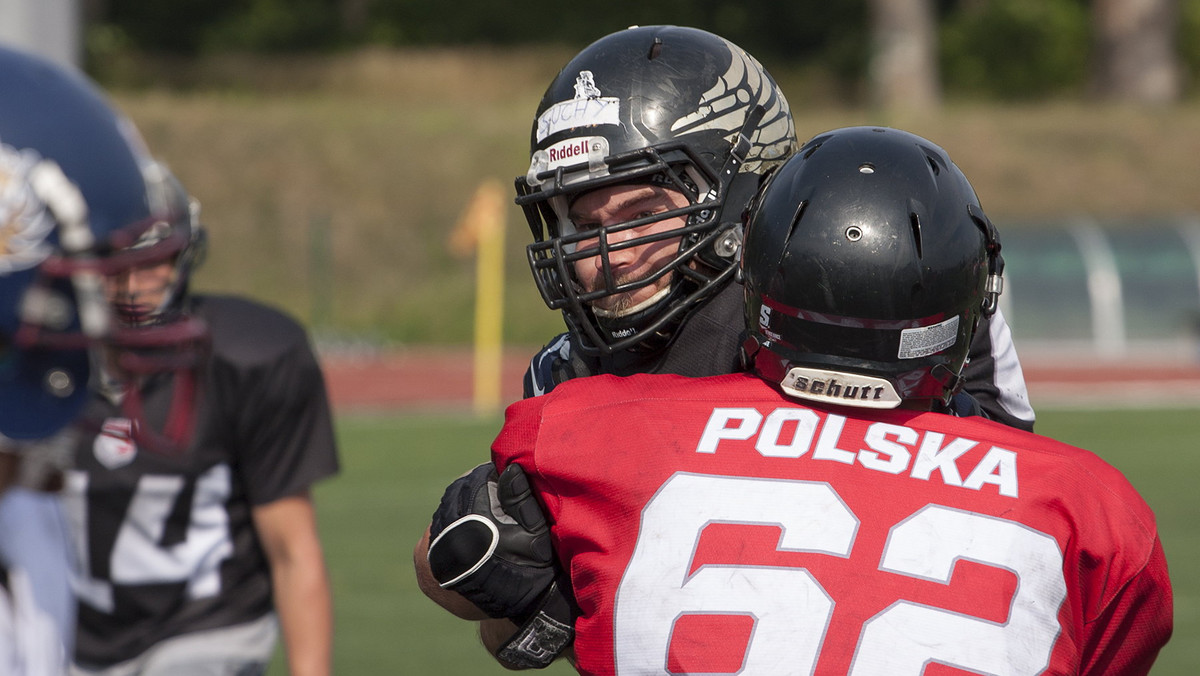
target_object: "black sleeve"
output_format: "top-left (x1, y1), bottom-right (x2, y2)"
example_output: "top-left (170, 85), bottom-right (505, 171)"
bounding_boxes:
top-left (961, 309), bottom-right (1036, 432)
top-left (203, 297), bottom-right (339, 504)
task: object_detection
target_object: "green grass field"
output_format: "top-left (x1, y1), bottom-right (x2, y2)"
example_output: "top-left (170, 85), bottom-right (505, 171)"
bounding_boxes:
top-left (292, 407), bottom-right (1195, 674)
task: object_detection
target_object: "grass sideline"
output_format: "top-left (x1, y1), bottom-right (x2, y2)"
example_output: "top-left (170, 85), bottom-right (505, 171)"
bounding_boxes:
top-left (283, 408), bottom-right (1194, 674)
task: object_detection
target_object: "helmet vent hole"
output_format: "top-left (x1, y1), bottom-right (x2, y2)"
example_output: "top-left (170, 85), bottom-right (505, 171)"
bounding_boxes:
top-left (926, 155), bottom-right (941, 175)
top-left (910, 213), bottom-right (924, 257)
top-left (648, 38), bottom-right (663, 60)
top-left (802, 142), bottom-right (823, 159)
top-left (786, 200), bottom-right (809, 245)
top-left (846, 226), bottom-right (863, 242)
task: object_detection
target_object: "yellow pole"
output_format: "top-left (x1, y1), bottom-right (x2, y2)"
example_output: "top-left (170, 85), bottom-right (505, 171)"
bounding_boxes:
top-left (473, 181), bottom-right (505, 415)
top-left (449, 179), bottom-right (507, 416)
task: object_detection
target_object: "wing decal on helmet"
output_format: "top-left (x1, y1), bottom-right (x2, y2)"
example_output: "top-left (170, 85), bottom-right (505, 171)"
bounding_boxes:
top-left (669, 41), bottom-right (793, 174)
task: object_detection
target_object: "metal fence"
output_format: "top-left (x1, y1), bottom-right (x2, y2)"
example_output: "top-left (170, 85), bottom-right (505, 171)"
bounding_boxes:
top-left (1000, 218), bottom-right (1200, 363)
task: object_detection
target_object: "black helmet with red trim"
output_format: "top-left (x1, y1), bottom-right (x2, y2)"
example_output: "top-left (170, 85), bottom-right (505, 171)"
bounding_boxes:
top-left (516, 25), bottom-right (796, 355)
top-left (741, 126), bottom-right (1003, 410)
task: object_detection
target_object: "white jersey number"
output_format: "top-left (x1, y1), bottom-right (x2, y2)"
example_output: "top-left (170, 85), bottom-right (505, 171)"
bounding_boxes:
top-left (614, 473), bottom-right (1066, 675)
top-left (62, 465), bottom-right (234, 613)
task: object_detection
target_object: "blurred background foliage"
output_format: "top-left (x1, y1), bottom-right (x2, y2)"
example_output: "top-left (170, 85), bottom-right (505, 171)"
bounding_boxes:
top-left (69, 0), bottom-right (1200, 348)
top-left (86, 0), bottom-right (1200, 100)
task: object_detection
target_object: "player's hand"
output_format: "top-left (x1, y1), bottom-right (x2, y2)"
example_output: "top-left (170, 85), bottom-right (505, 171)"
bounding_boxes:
top-left (427, 462), bottom-right (557, 622)
top-left (428, 462), bottom-right (576, 668)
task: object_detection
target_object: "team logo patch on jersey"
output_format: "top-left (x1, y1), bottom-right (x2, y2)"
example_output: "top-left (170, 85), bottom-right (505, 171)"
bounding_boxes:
top-left (0, 142), bottom-right (56, 275)
top-left (94, 418), bottom-right (138, 469)
top-left (535, 70), bottom-right (621, 142)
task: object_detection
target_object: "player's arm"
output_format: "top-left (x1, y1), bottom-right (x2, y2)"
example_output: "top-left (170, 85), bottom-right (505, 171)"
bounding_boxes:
top-left (960, 309), bottom-right (1036, 431)
top-left (1080, 535), bottom-right (1173, 676)
top-left (253, 490), bottom-right (333, 676)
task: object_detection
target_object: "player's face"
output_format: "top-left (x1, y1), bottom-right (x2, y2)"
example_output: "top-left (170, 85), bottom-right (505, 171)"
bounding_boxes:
top-left (567, 183), bottom-right (688, 314)
top-left (104, 259), bottom-right (176, 326)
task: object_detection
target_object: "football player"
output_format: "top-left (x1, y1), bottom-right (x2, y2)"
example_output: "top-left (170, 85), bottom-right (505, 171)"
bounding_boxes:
top-left (0, 44), bottom-right (186, 675)
top-left (59, 168), bottom-right (340, 672)
top-left (421, 126), bottom-right (1172, 674)
top-left (417, 25), bottom-right (1038, 668)
top-left (516, 25), bottom-right (1034, 432)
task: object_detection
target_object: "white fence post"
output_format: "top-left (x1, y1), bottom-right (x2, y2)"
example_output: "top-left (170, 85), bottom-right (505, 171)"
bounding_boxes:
top-left (1068, 219), bottom-right (1126, 357)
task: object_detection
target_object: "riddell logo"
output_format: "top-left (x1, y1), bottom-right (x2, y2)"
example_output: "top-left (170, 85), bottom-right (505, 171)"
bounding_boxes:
top-left (547, 139), bottom-right (590, 165)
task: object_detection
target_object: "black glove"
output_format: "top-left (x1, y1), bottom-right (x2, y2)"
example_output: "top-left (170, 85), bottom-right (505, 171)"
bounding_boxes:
top-left (428, 462), bottom-right (575, 667)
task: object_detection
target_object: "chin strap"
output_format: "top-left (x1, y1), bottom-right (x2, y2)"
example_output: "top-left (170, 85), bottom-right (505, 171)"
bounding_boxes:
top-left (969, 204), bottom-right (1004, 316)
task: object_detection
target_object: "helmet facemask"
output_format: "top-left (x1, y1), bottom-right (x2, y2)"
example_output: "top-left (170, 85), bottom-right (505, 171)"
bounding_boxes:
top-left (520, 141), bottom-right (744, 354)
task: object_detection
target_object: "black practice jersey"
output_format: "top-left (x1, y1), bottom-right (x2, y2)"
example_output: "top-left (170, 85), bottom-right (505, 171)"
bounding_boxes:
top-left (524, 281), bottom-right (1036, 431)
top-left (60, 295), bottom-right (339, 669)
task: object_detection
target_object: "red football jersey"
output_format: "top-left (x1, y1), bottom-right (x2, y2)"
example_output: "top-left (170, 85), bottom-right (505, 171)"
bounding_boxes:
top-left (492, 373), bottom-right (1172, 676)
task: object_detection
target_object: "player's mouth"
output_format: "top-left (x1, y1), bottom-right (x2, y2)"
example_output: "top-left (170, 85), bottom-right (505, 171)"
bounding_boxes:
top-left (113, 303), bottom-right (155, 325)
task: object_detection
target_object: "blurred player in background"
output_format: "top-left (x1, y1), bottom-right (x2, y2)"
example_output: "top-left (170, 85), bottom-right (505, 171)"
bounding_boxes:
top-left (415, 24), bottom-right (1038, 668)
top-left (57, 107), bottom-right (340, 676)
top-left (0, 44), bottom-right (190, 675)
top-left (420, 126), bottom-right (1172, 673)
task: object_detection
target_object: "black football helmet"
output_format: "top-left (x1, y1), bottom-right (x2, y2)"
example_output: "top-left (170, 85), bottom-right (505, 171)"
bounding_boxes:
top-left (0, 45), bottom-right (205, 445)
top-left (741, 126), bottom-right (1003, 410)
top-left (516, 25), bottom-right (797, 355)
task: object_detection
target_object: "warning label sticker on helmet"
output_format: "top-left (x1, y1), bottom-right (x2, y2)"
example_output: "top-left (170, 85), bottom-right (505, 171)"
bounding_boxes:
top-left (898, 315), bottom-right (959, 359)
